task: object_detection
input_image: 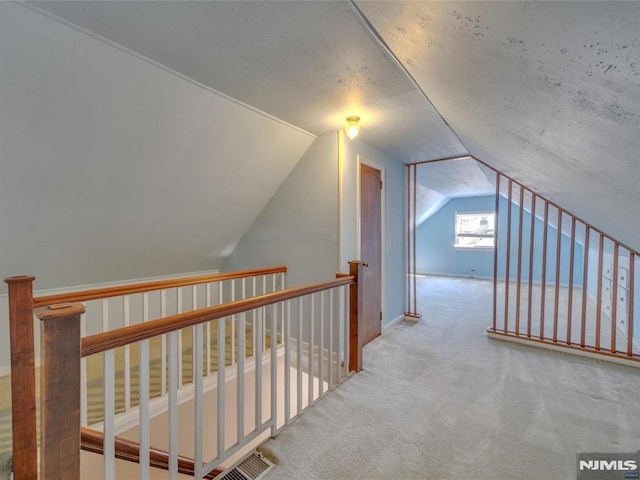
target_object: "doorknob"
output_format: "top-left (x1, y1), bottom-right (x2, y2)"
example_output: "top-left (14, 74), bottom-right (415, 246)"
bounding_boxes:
top-left (362, 262), bottom-right (369, 268)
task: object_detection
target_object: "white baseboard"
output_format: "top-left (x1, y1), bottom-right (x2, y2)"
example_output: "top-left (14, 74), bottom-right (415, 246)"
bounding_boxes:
top-left (487, 330), bottom-right (640, 370)
top-left (415, 271), bottom-right (494, 281)
top-left (382, 315), bottom-right (404, 334)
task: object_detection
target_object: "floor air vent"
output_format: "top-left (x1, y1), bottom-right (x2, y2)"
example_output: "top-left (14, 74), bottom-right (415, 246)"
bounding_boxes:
top-left (218, 451), bottom-right (274, 480)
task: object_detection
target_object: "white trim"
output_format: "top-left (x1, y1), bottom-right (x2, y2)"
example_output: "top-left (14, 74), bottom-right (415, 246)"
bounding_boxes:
top-left (382, 315), bottom-right (404, 335)
top-left (487, 331), bottom-right (640, 370)
top-left (337, 130), bottom-right (344, 271)
top-left (356, 155), bottom-right (386, 329)
top-left (416, 271), bottom-right (494, 281)
top-left (16, 2), bottom-right (316, 140)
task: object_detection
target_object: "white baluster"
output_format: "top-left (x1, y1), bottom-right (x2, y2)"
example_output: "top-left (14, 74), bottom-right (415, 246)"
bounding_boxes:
top-left (103, 349), bottom-right (115, 479)
top-left (161, 291), bottom-right (167, 396)
top-left (124, 296), bottom-right (131, 412)
top-left (237, 312), bottom-right (245, 443)
top-left (329, 289), bottom-right (334, 390)
top-left (319, 291), bottom-right (325, 398)
top-left (193, 323), bottom-right (204, 479)
top-left (177, 289), bottom-right (183, 387)
top-left (309, 294), bottom-right (314, 405)
top-left (217, 317), bottom-right (225, 457)
top-left (80, 312), bottom-right (87, 427)
top-left (168, 331), bottom-right (178, 479)
top-left (297, 297), bottom-right (303, 416)
top-left (231, 280), bottom-right (236, 366)
top-left (284, 300), bottom-right (291, 427)
top-left (343, 285), bottom-right (349, 380)
top-left (255, 308), bottom-right (263, 429)
top-left (270, 302), bottom-right (278, 436)
top-left (139, 339), bottom-right (150, 479)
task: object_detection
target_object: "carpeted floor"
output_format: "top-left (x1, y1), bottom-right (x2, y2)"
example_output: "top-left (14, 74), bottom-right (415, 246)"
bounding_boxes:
top-left (259, 275), bottom-right (640, 479)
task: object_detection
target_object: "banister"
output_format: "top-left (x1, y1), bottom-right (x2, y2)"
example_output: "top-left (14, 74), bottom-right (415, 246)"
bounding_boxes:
top-left (82, 275), bottom-right (355, 357)
top-left (4, 276), bottom-right (38, 480)
top-left (33, 265), bottom-right (287, 308)
top-left (80, 427), bottom-right (221, 479)
top-left (36, 302), bottom-right (86, 479)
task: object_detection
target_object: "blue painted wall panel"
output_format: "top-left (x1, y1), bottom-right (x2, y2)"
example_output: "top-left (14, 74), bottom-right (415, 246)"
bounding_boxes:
top-left (417, 195), bottom-right (584, 286)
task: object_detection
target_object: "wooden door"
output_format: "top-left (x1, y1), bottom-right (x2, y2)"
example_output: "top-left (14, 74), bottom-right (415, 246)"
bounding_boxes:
top-left (360, 163), bottom-right (382, 345)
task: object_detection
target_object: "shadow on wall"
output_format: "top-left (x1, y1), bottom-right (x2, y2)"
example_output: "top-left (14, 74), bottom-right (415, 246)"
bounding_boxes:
top-left (417, 194), bottom-right (585, 285)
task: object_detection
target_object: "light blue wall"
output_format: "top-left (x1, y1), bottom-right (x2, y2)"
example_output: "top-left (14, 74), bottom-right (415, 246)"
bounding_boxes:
top-left (417, 195), bottom-right (584, 286)
top-left (416, 196), bottom-right (495, 278)
top-left (341, 134), bottom-right (405, 328)
top-left (498, 196), bottom-right (584, 286)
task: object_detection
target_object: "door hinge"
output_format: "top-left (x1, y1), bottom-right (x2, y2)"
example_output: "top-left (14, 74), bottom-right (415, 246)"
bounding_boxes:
top-left (380, 311), bottom-right (383, 321)
top-left (380, 179), bottom-right (383, 190)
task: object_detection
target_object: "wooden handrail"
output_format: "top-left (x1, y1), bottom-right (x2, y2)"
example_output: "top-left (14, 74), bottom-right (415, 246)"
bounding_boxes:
top-left (8, 265), bottom-right (363, 478)
top-left (33, 265), bottom-right (287, 308)
top-left (80, 427), bottom-right (222, 479)
top-left (82, 275), bottom-right (355, 357)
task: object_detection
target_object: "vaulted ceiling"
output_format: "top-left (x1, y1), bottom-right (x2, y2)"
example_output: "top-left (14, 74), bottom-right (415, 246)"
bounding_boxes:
top-left (23, 1), bottom-right (640, 251)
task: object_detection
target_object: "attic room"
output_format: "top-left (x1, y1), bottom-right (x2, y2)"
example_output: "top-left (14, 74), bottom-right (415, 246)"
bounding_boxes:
top-left (1, 1), bottom-right (640, 479)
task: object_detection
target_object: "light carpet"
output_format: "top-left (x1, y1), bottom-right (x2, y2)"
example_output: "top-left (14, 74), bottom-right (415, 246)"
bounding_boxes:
top-left (259, 276), bottom-right (640, 479)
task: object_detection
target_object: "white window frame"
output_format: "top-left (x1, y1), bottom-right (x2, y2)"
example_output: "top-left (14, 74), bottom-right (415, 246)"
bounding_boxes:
top-left (454, 211), bottom-right (495, 250)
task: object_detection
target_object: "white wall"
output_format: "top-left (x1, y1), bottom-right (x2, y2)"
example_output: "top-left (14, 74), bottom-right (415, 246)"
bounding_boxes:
top-left (0, 2), bottom-right (314, 292)
top-left (224, 128), bottom-right (406, 328)
top-left (222, 133), bottom-right (339, 287)
top-left (339, 132), bottom-right (406, 328)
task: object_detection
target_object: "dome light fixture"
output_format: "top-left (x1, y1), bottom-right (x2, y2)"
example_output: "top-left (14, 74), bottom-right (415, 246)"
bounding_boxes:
top-left (345, 116), bottom-right (360, 140)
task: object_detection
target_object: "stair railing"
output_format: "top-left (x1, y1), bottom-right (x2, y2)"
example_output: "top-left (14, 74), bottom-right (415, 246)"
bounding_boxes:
top-left (6, 262), bottom-right (364, 479)
top-left (5, 266), bottom-right (287, 480)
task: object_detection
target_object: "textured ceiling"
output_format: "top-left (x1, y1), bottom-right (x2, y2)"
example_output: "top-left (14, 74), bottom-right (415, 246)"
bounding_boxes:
top-left (28, 0), bottom-right (466, 163)
top-left (24, 1), bottom-right (640, 250)
top-left (417, 158), bottom-right (494, 198)
top-left (360, 1), bottom-right (640, 250)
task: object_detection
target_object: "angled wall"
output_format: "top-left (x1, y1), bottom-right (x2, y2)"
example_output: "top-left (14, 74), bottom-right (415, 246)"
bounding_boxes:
top-left (222, 133), bottom-right (339, 288)
top-left (0, 2), bottom-right (314, 292)
top-left (417, 195), bottom-right (584, 285)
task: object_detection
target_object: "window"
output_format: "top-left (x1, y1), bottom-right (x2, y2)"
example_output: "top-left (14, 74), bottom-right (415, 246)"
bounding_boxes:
top-left (455, 212), bottom-right (495, 249)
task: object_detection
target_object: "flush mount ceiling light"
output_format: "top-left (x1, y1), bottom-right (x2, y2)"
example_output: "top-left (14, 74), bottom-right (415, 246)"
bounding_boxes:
top-left (345, 116), bottom-right (360, 140)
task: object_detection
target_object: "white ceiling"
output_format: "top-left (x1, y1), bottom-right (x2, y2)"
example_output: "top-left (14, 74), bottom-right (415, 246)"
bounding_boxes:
top-left (28, 0), bottom-right (466, 164)
top-left (360, 1), bottom-right (640, 249)
top-left (26, 0), bottom-right (640, 251)
top-left (417, 158), bottom-right (494, 198)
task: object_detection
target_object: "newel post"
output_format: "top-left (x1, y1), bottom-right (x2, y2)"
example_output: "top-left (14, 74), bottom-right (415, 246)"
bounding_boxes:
top-left (35, 302), bottom-right (86, 480)
top-left (348, 261), bottom-right (364, 373)
top-left (4, 276), bottom-right (38, 480)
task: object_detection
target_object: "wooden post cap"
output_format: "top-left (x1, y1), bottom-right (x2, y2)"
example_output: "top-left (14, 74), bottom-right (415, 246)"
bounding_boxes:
top-left (35, 303), bottom-right (86, 321)
top-left (4, 275), bottom-right (36, 284)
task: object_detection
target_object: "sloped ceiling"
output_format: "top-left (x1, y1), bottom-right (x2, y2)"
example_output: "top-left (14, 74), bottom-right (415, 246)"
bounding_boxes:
top-left (417, 158), bottom-right (494, 198)
top-left (27, 0), bottom-right (467, 163)
top-left (359, 1), bottom-right (640, 250)
top-left (414, 158), bottom-right (495, 225)
top-left (0, 2), bottom-right (314, 289)
top-left (7, 0), bottom-right (640, 272)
